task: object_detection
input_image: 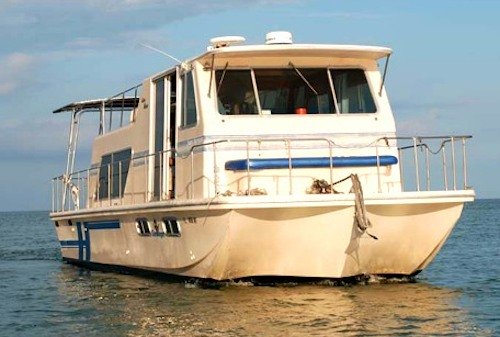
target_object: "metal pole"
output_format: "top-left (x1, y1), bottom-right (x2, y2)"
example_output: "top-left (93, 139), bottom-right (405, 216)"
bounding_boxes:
top-left (379, 54), bottom-right (391, 97)
top-left (376, 141), bottom-right (381, 193)
top-left (213, 143), bottom-right (218, 196)
top-left (191, 149), bottom-right (194, 199)
top-left (55, 178), bottom-right (58, 212)
top-left (100, 101), bottom-right (105, 135)
top-left (51, 179), bottom-right (55, 212)
top-left (120, 93), bottom-right (125, 127)
top-left (328, 140), bottom-right (334, 194)
top-left (109, 101), bottom-right (113, 132)
top-left (425, 145), bottom-right (430, 191)
top-left (442, 143), bottom-right (448, 191)
top-left (399, 147), bottom-right (405, 191)
top-left (462, 137), bottom-right (468, 189)
top-left (451, 137), bottom-right (457, 190)
top-left (159, 151), bottom-right (163, 200)
top-left (287, 140), bottom-right (292, 195)
top-left (119, 161), bottom-right (122, 205)
top-left (86, 169), bottom-right (90, 208)
top-left (413, 137), bottom-right (420, 191)
top-left (246, 140), bottom-right (251, 193)
top-left (77, 172), bottom-right (80, 210)
top-left (108, 163), bottom-right (111, 206)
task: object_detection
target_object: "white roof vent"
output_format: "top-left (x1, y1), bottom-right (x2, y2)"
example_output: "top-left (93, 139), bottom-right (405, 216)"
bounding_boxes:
top-left (265, 31), bottom-right (293, 45)
top-left (208, 36), bottom-right (246, 50)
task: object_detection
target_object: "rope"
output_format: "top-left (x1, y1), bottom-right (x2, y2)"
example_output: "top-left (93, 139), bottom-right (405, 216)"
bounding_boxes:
top-left (350, 174), bottom-right (378, 240)
top-left (332, 174), bottom-right (352, 186)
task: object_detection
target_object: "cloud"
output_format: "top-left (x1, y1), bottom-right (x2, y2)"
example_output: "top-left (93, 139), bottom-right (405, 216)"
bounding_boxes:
top-left (0, 12), bottom-right (37, 26)
top-left (396, 107), bottom-right (441, 135)
top-left (0, 53), bottom-right (37, 95)
top-left (0, 115), bottom-right (95, 164)
top-left (0, 0), bottom-right (295, 54)
top-left (66, 37), bottom-right (106, 49)
top-left (299, 11), bottom-right (380, 19)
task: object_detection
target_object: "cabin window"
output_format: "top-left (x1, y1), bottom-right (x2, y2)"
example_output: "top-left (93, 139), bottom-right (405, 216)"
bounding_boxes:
top-left (98, 148), bottom-right (132, 199)
top-left (154, 78), bottom-right (165, 199)
top-left (215, 68), bottom-right (382, 115)
top-left (254, 69), bottom-right (334, 114)
top-left (181, 71), bottom-right (197, 127)
top-left (216, 70), bottom-right (257, 115)
top-left (330, 69), bottom-right (376, 114)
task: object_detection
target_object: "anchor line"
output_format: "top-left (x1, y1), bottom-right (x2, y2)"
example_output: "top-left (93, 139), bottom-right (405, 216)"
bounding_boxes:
top-left (350, 174), bottom-right (378, 240)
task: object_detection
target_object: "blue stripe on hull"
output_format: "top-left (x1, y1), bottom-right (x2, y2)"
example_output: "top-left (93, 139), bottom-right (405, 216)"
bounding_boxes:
top-left (60, 220), bottom-right (120, 262)
top-left (83, 223), bottom-right (90, 261)
top-left (60, 240), bottom-right (80, 247)
top-left (85, 221), bottom-right (120, 230)
top-left (77, 222), bottom-right (84, 260)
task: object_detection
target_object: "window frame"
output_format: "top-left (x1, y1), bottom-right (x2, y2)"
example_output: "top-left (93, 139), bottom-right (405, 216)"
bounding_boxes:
top-left (328, 67), bottom-right (378, 115)
top-left (214, 66), bottom-right (380, 116)
top-left (180, 70), bottom-right (198, 129)
top-left (97, 147), bottom-right (132, 200)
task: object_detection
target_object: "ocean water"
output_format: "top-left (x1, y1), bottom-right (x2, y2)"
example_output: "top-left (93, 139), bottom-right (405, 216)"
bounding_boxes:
top-left (0, 200), bottom-right (498, 337)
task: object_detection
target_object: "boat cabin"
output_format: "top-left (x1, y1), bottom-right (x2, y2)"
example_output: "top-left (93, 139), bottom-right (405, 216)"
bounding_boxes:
top-left (53, 32), bottom-right (404, 211)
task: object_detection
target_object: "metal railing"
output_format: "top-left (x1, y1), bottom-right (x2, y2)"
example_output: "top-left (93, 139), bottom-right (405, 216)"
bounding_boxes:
top-left (51, 135), bottom-right (472, 213)
top-left (52, 149), bottom-right (174, 212)
top-left (102, 84), bottom-right (142, 133)
top-left (386, 136), bottom-right (472, 193)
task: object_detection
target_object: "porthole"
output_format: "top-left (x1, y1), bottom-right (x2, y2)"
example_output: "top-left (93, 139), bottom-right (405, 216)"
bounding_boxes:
top-left (171, 221), bottom-right (181, 236)
top-left (162, 217), bottom-right (181, 237)
top-left (135, 218), bottom-right (150, 235)
top-left (160, 220), bottom-right (168, 235)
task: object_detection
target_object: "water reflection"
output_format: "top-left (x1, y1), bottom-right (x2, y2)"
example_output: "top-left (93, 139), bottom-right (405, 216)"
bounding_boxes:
top-left (54, 266), bottom-right (488, 337)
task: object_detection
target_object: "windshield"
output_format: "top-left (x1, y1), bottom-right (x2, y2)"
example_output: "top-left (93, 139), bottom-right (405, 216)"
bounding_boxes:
top-left (216, 68), bottom-right (376, 115)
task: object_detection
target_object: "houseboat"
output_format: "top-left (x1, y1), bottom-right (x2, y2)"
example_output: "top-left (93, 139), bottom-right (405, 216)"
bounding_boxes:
top-left (50, 32), bottom-right (475, 280)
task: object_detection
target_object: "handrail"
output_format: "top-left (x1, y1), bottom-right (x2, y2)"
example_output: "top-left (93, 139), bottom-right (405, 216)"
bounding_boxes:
top-left (52, 135), bottom-right (472, 213)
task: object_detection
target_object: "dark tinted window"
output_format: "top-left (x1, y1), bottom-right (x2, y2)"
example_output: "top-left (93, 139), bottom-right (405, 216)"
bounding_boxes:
top-left (330, 69), bottom-right (376, 113)
top-left (255, 69), bottom-right (334, 115)
top-left (98, 154), bottom-right (112, 199)
top-left (216, 70), bottom-right (257, 115)
top-left (98, 148), bottom-right (132, 199)
top-left (181, 72), bottom-right (197, 127)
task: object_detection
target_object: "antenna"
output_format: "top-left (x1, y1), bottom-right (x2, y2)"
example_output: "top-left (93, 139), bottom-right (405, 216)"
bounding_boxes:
top-left (139, 43), bottom-right (183, 64)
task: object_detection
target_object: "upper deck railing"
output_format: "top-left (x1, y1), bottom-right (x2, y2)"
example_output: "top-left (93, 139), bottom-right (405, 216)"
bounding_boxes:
top-left (51, 135), bottom-right (472, 213)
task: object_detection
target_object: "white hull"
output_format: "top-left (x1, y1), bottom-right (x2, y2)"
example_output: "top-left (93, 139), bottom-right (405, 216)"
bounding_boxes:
top-left (52, 190), bottom-right (473, 280)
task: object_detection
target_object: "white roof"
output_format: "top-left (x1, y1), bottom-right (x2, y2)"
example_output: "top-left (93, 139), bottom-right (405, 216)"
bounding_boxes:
top-left (150, 43), bottom-right (392, 80)
top-left (199, 43), bottom-right (392, 61)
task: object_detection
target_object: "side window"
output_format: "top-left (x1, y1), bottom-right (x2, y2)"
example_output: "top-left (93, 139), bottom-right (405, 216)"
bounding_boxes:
top-left (112, 148), bottom-right (132, 198)
top-left (181, 71), bottom-right (197, 127)
top-left (330, 69), bottom-right (376, 114)
top-left (98, 154), bottom-right (112, 199)
top-left (98, 148), bottom-right (132, 199)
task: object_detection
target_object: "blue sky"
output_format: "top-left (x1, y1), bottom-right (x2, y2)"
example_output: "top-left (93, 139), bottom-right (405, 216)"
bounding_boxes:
top-left (0, 0), bottom-right (498, 211)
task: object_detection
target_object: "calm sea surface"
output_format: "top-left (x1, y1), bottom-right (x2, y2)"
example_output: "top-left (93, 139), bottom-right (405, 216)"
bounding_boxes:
top-left (0, 200), bottom-right (498, 336)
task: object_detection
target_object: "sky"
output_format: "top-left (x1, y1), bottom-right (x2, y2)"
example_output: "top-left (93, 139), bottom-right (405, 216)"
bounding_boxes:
top-left (0, 0), bottom-right (499, 211)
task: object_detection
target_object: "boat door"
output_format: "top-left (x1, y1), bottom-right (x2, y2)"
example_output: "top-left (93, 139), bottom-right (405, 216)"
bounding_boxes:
top-left (153, 71), bottom-right (177, 200)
